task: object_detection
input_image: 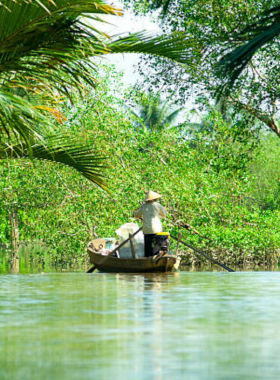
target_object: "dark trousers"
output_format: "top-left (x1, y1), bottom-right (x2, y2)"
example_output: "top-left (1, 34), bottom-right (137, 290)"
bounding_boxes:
top-left (144, 234), bottom-right (158, 257)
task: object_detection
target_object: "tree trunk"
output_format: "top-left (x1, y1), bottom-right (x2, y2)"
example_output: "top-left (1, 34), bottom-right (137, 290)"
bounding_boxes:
top-left (228, 97), bottom-right (280, 137)
top-left (9, 204), bottom-right (19, 258)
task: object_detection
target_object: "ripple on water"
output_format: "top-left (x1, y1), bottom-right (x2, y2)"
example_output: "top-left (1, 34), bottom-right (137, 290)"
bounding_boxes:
top-left (1, 271), bottom-right (280, 380)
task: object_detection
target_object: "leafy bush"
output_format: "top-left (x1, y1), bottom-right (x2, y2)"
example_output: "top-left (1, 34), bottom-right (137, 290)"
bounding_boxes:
top-left (1, 66), bottom-right (280, 269)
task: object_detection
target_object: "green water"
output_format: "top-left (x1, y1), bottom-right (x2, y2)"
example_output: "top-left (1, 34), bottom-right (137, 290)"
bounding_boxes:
top-left (1, 270), bottom-right (280, 379)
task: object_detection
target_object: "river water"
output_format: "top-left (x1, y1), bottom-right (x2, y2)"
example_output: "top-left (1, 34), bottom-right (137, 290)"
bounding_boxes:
top-left (1, 270), bottom-right (280, 380)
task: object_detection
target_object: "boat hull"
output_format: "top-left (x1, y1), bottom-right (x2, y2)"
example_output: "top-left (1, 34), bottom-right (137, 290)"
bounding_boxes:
top-left (88, 248), bottom-right (181, 273)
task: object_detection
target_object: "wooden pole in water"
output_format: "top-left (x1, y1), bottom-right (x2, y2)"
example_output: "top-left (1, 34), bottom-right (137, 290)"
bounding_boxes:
top-left (170, 234), bottom-right (235, 272)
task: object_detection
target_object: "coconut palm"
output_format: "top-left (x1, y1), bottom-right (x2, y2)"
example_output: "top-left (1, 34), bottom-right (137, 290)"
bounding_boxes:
top-left (128, 92), bottom-right (184, 131)
top-left (0, 0), bottom-right (199, 189)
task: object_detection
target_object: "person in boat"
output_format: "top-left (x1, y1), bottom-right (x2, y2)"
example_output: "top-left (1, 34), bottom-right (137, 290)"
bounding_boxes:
top-left (133, 190), bottom-right (167, 257)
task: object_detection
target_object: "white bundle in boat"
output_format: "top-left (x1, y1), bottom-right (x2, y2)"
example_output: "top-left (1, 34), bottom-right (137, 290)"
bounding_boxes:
top-left (115, 223), bottom-right (144, 258)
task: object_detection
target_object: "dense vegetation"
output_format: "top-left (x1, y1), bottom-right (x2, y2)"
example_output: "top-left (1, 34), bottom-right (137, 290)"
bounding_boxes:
top-left (125, 0), bottom-right (280, 136)
top-left (0, 0), bottom-right (197, 189)
top-left (2, 0), bottom-right (280, 271)
top-left (1, 66), bottom-right (280, 270)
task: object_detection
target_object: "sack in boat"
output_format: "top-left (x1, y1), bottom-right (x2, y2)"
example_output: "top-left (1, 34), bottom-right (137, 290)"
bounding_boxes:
top-left (116, 223), bottom-right (144, 258)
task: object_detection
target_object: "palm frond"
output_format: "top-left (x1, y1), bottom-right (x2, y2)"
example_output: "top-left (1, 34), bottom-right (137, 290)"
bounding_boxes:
top-left (0, 87), bottom-right (52, 152)
top-left (0, 0), bottom-right (121, 146)
top-left (0, 1), bottom-right (123, 99)
top-left (0, 135), bottom-right (108, 189)
top-left (0, 0), bottom-right (200, 186)
top-left (127, 91), bottom-right (184, 131)
top-left (218, 6), bottom-right (280, 93)
top-left (107, 31), bottom-right (200, 67)
top-left (164, 107), bottom-right (184, 125)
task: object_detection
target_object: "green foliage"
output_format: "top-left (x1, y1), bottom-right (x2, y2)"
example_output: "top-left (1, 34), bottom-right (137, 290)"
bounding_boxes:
top-left (126, 91), bottom-right (184, 131)
top-left (0, 0), bottom-right (199, 186)
top-left (249, 134), bottom-right (280, 210)
top-left (124, 0), bottom-right (280, 138)
top-left (218, 5), bottom-right (280, 92)
top-left (1, 65), bottom-right (280, 269)
top-left (184, 106), bottom-right (260, 177)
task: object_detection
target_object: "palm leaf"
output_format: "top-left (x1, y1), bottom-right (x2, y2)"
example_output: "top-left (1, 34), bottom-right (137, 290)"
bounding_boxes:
top-left (164, 107), bottom-right (184, 125)
top-left (127, 91), bottom-right (184, 131)
top-left (0, 135), bottom-right (108, 189)
top-left (107, 31), bottom-right (200, 67)
top-left (218, 6), bottom-right (280, 92)
top-left (0, 0), bottom-right (200, 187)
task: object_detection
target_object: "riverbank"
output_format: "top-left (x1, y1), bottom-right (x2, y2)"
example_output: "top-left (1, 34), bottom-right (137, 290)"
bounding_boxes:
top-left (1, 246), bottom-right (280, 274)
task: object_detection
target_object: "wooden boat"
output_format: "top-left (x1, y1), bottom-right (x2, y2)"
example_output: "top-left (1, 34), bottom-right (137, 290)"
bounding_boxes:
top-left (87, 239), bottom-right (181, 273)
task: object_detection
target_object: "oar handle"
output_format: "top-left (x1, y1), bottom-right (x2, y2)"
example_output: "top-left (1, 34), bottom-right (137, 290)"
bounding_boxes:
top-left (170, 234), bottom-right (235, 272)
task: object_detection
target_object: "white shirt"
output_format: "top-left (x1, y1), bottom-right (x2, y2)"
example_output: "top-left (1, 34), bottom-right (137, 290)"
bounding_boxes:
top-left (134, 201), bottom-right (167, 234)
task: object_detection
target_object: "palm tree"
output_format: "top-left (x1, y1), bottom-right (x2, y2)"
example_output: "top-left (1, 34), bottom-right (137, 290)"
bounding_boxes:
top-left (127, 92), bottom-right (184, 131)
top-left (0, 0), bottom-right (199, 189)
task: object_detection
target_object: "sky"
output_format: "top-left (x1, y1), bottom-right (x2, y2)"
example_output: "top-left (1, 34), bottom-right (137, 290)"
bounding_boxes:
top-left (97, 3), bottom-right (197, 115)
top-left (91, 2), bottom-right (195, 119)
top-left (96, 3), bottom-right (162, 87)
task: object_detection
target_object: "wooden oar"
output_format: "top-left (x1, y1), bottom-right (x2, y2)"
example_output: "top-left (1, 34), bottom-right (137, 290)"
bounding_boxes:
top-left (170, 234), bottom-right (235, 272)
top-left (87, 227), bottom-right (143, 273)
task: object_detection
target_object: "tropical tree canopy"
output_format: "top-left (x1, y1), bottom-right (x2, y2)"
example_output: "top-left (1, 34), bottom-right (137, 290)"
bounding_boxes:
top-left (0, 0), bottom-right (200, 188)
top-left (127, 92), bottom-right (184, 131)
top-left (124, 0), bottom-right (280, 138)
top-left (218, 6), bottom-right (280, 90)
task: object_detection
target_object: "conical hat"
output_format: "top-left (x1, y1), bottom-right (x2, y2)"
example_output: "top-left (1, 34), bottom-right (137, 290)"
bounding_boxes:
top-left (144, 190), bottom-right (162, 202)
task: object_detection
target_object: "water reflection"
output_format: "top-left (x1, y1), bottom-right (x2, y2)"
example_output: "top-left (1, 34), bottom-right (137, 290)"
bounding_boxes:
top-left (1, 271), bottom-right (280, 379)
top-left (113, 273), bottom-right (176, 380)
